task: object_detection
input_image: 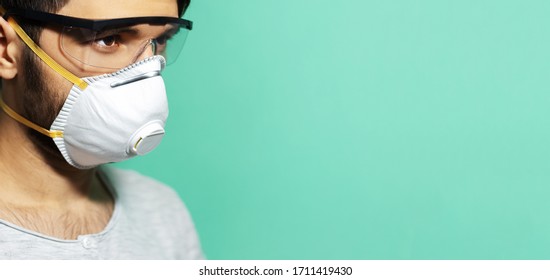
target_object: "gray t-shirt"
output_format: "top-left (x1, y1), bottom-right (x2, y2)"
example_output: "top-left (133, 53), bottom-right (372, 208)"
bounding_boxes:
top-left (0, 166), bottom-right (204, 259)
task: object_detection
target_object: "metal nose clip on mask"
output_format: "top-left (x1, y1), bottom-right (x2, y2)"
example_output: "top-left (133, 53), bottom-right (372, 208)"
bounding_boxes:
top-left (0, 16), bottom-right (169, 169)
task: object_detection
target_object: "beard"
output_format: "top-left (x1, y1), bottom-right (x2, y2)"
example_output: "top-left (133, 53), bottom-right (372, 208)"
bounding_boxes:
top-left (20, 48), bottom-right (67, 162)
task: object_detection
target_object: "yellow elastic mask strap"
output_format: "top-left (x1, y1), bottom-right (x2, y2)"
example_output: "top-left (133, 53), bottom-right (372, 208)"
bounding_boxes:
top-left (7, 17), bottom-right (88, 90)
top-left (0, 96), bottom-right (63, 138)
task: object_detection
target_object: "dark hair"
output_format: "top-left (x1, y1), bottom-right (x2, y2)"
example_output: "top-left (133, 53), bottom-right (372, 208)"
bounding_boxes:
top-left (0, 0), bottom-right (191, 41)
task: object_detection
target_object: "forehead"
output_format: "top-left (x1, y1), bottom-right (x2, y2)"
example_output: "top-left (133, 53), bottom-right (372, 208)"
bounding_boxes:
top-left (57, 0), bottom-right (179, 19)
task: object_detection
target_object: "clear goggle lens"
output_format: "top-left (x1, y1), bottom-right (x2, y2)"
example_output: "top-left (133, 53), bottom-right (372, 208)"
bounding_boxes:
top-left (61, 22), bottom-right (189, 69)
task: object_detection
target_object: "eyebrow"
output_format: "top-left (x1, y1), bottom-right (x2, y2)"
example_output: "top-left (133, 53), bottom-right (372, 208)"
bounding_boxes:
top-left (164, 25), bottom-right (179, 35)
top-left (96, 27), bottom-right (140, 37)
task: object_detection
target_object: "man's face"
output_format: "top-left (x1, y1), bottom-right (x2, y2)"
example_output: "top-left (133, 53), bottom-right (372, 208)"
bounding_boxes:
top-left (18, 0), bottom-right (178, 160)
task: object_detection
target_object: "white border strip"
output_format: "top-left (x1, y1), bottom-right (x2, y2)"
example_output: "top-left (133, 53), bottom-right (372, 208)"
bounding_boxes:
top-left (1, 260), bottom-right (549, 280)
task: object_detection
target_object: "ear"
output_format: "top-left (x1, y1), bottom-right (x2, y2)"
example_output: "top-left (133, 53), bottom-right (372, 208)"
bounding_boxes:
top-left (0, 16), bottom-right (20, 80)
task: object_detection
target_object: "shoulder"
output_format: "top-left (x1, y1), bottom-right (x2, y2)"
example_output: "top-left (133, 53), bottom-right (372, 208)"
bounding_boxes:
top-left (98, 166), bottom-right (204, 259)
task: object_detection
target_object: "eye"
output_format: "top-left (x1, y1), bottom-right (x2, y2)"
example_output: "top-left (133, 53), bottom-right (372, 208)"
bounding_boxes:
top-left (155, 35), bottom-right (171, 46)
top-left (94, 35), bottom-right (119, 47)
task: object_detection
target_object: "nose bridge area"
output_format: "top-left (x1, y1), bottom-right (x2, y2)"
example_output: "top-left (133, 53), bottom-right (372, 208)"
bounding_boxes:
top-left (135, 39), bottom-right (157, 62)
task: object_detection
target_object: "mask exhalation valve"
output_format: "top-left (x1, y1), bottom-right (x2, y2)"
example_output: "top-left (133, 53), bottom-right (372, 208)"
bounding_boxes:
top-left (129, 122), bottom-right (165, 155)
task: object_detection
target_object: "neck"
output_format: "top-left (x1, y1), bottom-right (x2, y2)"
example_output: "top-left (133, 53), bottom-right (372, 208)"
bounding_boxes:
top-left (0, 107), bottom-right (104, 207)
top-left (0, 109), bottom-right (115, 239)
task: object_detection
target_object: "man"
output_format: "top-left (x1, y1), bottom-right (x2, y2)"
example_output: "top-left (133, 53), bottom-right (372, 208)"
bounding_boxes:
top-left (0, 0), bottom-right (203, 259)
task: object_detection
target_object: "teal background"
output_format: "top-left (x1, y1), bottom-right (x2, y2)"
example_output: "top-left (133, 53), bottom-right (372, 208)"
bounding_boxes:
top-left (117, 1), bottom-right (550, 259)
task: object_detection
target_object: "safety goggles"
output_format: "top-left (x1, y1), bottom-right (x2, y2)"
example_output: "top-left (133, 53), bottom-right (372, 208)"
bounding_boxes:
top-left (3, 8), bottom-right (193, 69)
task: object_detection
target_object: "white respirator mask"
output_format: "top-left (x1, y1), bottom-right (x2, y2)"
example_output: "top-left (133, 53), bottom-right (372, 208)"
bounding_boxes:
top-left (51, 56), bottom-right (168, 168)
top-left (0, 16), bottom-right (172, 169)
